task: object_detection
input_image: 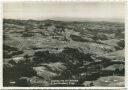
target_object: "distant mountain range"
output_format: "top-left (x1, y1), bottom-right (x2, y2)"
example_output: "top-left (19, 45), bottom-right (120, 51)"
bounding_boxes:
top-left (4, 17), bottom-right (124, 23)
top-left (48, 17), bottom-right (124, 23)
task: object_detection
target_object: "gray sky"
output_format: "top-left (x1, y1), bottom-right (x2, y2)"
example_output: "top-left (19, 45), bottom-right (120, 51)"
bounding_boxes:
top-left (3, 1), bottom-right (125, 21)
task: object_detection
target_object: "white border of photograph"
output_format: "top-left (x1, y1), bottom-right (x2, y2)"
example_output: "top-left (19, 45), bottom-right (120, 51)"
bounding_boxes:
top-left (0, 0), bottom-right (127, 89)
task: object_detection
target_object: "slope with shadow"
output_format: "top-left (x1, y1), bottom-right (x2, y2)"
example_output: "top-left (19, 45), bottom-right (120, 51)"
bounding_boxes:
top-left (3, 19), bottom-right (124, 87)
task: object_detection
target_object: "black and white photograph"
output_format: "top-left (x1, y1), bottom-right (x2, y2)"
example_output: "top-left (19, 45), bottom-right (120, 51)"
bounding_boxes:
top-left (1, 88), bottom-right (127, 90)
top-left (3, 1), bottom-right (125, 87)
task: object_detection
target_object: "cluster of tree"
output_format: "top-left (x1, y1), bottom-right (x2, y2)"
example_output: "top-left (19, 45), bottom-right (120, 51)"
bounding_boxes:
top-left (3, 47), bottom-right (125, 86)
top-left (3, 54), bottom-right (36, 86)
top-left (3, 45), bottom-right (23, 58)
top-left (115, 28), bottom-right (124, 39)
top-left (33, 47), bottom-right (94, 79)
top-left (117, 40), bottom-right (125, 49)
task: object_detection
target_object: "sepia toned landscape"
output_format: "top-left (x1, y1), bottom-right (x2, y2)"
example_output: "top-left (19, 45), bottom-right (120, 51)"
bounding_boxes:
top-left (3, 1), bottom-right (125, 87)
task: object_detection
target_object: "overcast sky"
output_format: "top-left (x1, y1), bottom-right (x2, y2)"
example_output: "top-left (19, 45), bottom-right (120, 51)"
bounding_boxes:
top-left (3, 1), bottom-right (125, 21)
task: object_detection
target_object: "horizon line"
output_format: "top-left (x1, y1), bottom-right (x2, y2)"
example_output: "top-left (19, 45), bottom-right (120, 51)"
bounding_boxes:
top-left (3, 17), bottom-right (124, 23)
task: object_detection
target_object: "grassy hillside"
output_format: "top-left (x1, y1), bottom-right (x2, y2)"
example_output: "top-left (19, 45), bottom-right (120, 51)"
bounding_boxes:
top-left (3, 19), bottom-right (125, 87)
